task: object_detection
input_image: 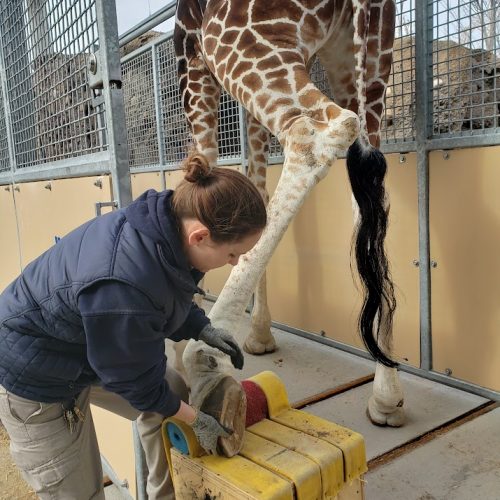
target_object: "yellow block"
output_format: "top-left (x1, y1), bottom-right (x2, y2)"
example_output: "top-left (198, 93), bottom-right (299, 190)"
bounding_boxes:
top-left (170, 448), bottom-right (294, 500)
top-left (273, 409), bottom-right (367, 482)
top-left (240, 431), bottom-right (322, 500)
top-left (249, 371), bottom-right (367, 482)
top-left (248, 419), bottom-right (343, 498)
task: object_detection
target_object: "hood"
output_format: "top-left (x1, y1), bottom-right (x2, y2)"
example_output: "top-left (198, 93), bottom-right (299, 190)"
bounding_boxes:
top-left (125, 189), bottom-right (204, 294)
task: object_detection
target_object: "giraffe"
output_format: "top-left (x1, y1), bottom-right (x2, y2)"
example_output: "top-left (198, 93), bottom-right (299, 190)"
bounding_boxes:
top-left (174, 0), bottom-right (405, 427)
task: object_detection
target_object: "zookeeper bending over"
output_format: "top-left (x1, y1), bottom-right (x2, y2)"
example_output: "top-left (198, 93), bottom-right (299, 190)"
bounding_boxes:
top-left (0, 153), bottom-right (267, 499)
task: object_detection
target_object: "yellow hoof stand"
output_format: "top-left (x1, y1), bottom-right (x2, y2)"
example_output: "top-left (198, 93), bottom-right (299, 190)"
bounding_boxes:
top-left (162, 371), bottom-right (367, 500)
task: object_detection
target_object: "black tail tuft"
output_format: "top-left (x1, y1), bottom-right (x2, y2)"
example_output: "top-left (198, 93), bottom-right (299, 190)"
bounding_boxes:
top-left (346, 139), bottom-right (398, 368)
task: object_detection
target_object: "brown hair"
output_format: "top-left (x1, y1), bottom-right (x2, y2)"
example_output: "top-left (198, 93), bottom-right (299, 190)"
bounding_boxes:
top-left (172, 153), bottom-right (267, 243)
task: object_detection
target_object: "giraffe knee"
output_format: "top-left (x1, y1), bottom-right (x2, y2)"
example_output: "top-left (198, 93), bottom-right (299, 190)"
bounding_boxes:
top-left (336, 109), bottom-right (360, 145)
top-left (286, 111), bottom-right (360, 161)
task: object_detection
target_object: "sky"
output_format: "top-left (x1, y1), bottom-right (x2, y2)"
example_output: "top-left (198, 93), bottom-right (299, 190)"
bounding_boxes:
top-left (115, 0), bottom-right (175, 35)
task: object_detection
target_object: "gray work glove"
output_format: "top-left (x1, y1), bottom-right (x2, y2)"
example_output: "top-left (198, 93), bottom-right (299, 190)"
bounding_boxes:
top-left (191, 410), bottom-right (232, 455)
top-left (198, 324), bottom-right (244, 369)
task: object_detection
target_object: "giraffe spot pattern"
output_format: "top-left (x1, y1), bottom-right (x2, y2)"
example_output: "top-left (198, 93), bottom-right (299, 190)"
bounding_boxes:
top-left (242, 73), bottom-right (263, 92)
top-left (251, 1), bottom-right (303, 24)
top-left (220, 30), bottom-right (240, 45)
top-left (233, 61), bottom-right (254, 79)
top-left (256, 94), bottom-right (271, 109)
top-left (256, 56), bottom-right (282, 71)
top-left (174, 0), bottom-right (395, 149)
top-left (301, 14), bottom-right (323, 45)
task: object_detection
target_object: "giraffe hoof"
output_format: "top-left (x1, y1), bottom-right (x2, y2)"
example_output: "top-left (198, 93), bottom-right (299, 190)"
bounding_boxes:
top-left (200, 376), bottom-right (247, 457)
top-left (367, 397), bottom-right (405, 427)
top-left (243, 335), bottom-right (277, 355)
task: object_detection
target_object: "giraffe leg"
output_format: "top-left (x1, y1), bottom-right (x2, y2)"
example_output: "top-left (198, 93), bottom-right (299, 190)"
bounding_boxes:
top-left (246, 271), bottom-right (276, 354)
top-left (174, 22), bottom-right (221, 165)
top-left (364, 2), bottom-right (404, 428)
top-left (207, 67), bottom-right (360, 341)
top-left (244, 113), bottom-right (276, 354)
top-left (318, 5), bottom-right (404, 427)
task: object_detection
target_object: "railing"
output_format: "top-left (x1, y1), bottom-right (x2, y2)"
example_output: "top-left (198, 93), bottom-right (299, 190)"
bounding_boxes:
top-left (0, 0), bottom-right (131, 206)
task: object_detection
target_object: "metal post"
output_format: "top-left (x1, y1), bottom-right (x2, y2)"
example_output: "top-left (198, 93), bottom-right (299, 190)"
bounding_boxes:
top-left (238, 103), bottom-right (247, 174)
top-left (132, 422), bottom-right (148, 500)
top-left (415, 0), bottom-right (433, 372)
top-left (152, 43), bottom-right (166, 190)
top-left (95, 0), bottom-right (132, 208)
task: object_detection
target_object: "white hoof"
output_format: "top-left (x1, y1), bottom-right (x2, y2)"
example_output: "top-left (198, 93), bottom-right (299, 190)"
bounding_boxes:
top-left (367, 395), bottom-right (405, 427)
top-left (243, 334), bottom-right (277, 355)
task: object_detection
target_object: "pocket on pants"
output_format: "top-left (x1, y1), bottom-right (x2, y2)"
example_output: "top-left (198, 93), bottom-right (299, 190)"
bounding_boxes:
top-left (4, 391), bottom-right (67, 442)
top-left (22, 440), bottom-right (82, 490)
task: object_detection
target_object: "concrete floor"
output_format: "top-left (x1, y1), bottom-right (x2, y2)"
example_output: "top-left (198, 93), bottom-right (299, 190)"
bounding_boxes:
top-left (365, 408), bottom-right (500, 500)
top-left (106, 304), bottom-right (499, 499)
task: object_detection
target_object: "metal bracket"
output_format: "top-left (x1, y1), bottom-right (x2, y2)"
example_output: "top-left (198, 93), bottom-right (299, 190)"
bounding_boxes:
top-left (87, 51), bottom-right (104, 90)
top-left (87, 48), bottom-right (123, 91)
top-left (95, 201), bottom-right (117, 216)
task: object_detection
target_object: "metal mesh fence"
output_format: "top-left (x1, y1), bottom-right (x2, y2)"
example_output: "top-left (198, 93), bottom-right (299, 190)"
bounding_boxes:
top-left (123, 34), bottom-right (242, 169)
top-left (156, 37), bottom-right (189, 167)
top-left (218, 91), bottom-right (241, 161)
top-left (382, 0), bottom-right (416, 143)
top-left (0, 0), bottom-right (102, 169)
top-left (0, 84), bottom-right (9, 172)
top-left (432, 0), bottom-right (500, 136)
top-left (122, 48), bottom-right (159, 168)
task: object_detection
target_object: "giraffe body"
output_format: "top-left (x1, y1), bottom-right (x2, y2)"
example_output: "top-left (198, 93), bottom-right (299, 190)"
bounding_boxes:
top-left (174, 0), bottom-right (405, 427)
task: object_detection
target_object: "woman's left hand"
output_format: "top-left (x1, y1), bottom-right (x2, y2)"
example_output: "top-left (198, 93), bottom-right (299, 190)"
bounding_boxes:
top-left (198, 324), bottom-right (244, 369)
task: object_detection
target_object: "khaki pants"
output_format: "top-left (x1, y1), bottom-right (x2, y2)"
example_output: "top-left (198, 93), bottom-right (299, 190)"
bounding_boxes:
top-left (0, 366), bottom-right (188, 500)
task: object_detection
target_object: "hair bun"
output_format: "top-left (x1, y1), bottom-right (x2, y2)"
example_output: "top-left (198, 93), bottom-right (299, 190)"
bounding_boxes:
top-left (183, 153), bottom-right (212, 183)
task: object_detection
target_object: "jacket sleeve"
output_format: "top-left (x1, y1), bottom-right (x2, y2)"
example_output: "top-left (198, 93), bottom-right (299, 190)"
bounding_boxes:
top-left (78, 280), bottom-right (181, 417)
top-left (169, 301), bottom-right (210, 342)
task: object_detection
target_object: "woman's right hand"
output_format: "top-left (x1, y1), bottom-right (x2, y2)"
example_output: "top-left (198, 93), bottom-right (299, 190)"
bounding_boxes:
top-left (172, 401), bottom-right (231, 454)
top-left (190, 410), bottom-right (232, 455)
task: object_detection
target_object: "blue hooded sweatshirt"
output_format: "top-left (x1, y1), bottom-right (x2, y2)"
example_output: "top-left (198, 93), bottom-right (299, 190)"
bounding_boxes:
top-left (0, 189), bottom-right (209, 416)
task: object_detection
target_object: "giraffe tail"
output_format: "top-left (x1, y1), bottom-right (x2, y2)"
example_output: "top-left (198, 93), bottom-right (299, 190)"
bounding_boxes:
top-left (346, 138), bottom-right (397, 368)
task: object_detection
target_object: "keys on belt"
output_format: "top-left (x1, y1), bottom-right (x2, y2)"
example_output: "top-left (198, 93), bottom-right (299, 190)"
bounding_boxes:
top-left (62, 399), bottom-right (85, 434)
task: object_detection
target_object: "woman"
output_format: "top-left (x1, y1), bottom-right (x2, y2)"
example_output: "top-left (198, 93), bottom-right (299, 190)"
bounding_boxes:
top-left (0, 153), bottom-right (267, 499)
